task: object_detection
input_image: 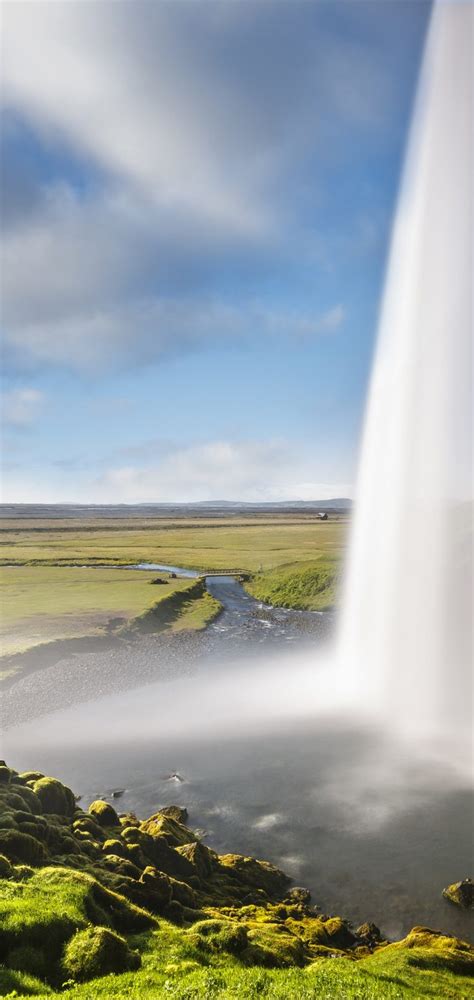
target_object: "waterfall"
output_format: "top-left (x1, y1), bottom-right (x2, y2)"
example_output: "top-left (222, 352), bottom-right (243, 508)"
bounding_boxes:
top-left (338, 2), bottom-right (473, 744)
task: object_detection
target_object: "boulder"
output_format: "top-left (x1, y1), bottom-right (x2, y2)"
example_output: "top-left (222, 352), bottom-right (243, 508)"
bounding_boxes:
top-left (88, 800), bottom-right (120, 828)
top-left (140, 813), bottom-right (197, 847)
top-left (159, 805), bottom-right (188, 824)
top-left (442, 878), bottom-right (474, 909)
top-left (62, 925), bottom-right (140, 982)
top-left (176, 840), bottom-right (217, 879)
top-left (139, 866), bottom-right (173, 906)
top-left (218, 854), bottom-right (291, 898)
top-left (33, 777), bottom-right (75, 816)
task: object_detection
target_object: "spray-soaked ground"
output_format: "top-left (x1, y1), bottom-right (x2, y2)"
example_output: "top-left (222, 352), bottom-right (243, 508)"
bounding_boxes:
top-left (4, 656), bottom-right (473, 944)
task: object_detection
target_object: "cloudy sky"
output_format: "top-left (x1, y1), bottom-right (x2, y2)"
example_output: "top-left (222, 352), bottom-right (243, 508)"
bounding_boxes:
top-left (1, 0), bottom-right (430, 503)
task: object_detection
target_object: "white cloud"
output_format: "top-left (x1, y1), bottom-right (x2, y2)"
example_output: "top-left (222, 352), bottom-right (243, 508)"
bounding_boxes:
top-left (1, 387), bottom-right (45, 427)
top-left (92, 439), bottom-right (352, 504)
top-left (1, 1), bottom-right (394, 374)
top-left (0, 438), bottom-right (352, 504)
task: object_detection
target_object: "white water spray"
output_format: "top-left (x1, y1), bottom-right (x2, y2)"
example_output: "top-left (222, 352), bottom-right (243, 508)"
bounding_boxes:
top-left (338, 2), bottom-right (473, 743)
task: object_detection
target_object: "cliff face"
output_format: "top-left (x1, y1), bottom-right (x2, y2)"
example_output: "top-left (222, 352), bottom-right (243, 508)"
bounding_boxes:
top-left (0, 762), bottom-right (473, 998)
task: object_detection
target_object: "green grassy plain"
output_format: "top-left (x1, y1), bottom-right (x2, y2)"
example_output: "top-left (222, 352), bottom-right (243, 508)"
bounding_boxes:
top-left (0, 517), bottom-right (346, 571)
top-left (0, 517), bottom-right (346, 661)
top-left (0, 567), bottom-right (210, 657)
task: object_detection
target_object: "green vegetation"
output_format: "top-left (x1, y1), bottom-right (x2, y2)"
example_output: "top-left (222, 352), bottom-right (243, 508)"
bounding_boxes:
top-left (0, 516), bottom-right (345, 571)
top-left (0, 567), bottom-right (220, 664)
top-left (0, 515), bottom-right (343, 667)
top-left (246, 557), bottom-right (340, 611)
top-left (0, 566), bottom-right (200, 656)
top-left (0, 762), bottom-right (472, 999)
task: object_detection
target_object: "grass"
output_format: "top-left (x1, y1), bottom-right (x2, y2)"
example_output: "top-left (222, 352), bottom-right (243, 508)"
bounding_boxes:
top-left (0, 517), bottom-right (346, 572)
top-left (246, 557), bottom-right (340, 611)
top-left (0, 515), bottom-right (345, 665)
top-left (0, 567), bottom-right (200, 657)
top-left (2, 915), bottom-right (473, 999)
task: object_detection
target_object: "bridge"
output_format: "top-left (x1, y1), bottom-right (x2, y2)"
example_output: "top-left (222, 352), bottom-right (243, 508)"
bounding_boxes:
top-left (200, 569), bottom-right (250, 579)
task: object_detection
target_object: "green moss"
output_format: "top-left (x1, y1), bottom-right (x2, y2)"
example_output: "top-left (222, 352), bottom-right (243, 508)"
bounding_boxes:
top-left (102, 838), bottom-right (127, 857)
top-left (7, 943), bottom-right (48, 980)
top-left (177, 841), bottom-right (216, 878)
top-left (62, 925), bottom-right (141, 982)
top-left (88, 800), bottom-right (120, 828)
top-left (0, 853), bottom-right (13, 878)
top-left (218, 854), bottom-right (290, 899)
top-left (2, 761), bottom-right (474, 1000)
top-left (140, 813), bottom-right (197, 847)
top-left (20, 772), bottom-right (45, 783)
top-left (11, 786), bottom-right (44, 816)
top-left (191, 919), bottom-right (248, 956)
top-left (244, 925), bottom-right (306, 968)
top-left (0, 828), bottom-right (47, 865)
top-left (33, 777), bottom-right (75, 816)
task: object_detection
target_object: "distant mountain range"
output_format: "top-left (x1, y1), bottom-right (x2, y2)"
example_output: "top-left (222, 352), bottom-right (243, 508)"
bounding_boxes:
top-left (0, 499), bottom-right (352, 519)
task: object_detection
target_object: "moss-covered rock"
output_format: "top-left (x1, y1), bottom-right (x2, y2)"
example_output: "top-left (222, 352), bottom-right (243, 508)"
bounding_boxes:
top-left (159, 805), bottom-right (188, 824)
top-left (244, 925), bottom-right (306, 967)
top-left (168, 876), bottom-right (197, 908)
top-left (139, 865), bottom-right (173, 906)
top-left (370, 925), bottom-right (474, 976)
top-left (102, 837), bottom-right (127, 857)
top-left (1, 790), bottom-right (31, 812)
top-left (191, 918), bottom-right (249, 956)
top-left (62, 925), bottom-right (140, 981)
top-left (20, 771), bottom-right (45, 783)
top-left (102, 854), bottom-right (141, 879)
top-left (0, 828), bottom-right (48, 865)
top-left (177, 840), bottom-right (217, 878)
top-left (443, 877), bottom-right (474, 909)
top-left (88, 800), bottom-right (120, 828)
top-left (12, 785), bottom-right (43, 815)
top-left (0, 765), bottom-right (12, 784)
top-left (140, 813), bottom-right (197, 847)
top-left (33, 777), bottom-right (75, 816)
top-left (218, 854), bottom-right (291, 899)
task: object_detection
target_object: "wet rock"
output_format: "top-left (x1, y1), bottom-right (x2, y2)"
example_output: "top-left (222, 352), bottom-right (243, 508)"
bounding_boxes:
top-left (356, 922), bottom-right (384, 946)
top-left (285, 886), bottom-right (311, 906)
top-left (159, 805), bottom-right (188, 824)
top-left (443, 878), bottom-right (474, 909)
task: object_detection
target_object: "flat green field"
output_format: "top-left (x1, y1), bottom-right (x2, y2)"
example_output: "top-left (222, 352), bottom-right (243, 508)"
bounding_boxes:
top-left (0, 517), bottom-right (346, 571)
top-left (0, 567), bottom-right (200, 657)
top-left (0, 517), bottom-right (346, 662)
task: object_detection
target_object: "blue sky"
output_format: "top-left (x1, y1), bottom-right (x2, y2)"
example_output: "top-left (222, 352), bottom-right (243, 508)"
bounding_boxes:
top-left (1, 0), bottom-right (431, 502)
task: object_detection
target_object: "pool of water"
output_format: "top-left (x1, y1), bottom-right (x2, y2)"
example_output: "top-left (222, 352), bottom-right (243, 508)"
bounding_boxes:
top-left (4, 665), bottom-right (472, 944)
